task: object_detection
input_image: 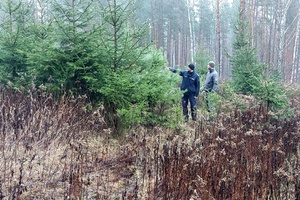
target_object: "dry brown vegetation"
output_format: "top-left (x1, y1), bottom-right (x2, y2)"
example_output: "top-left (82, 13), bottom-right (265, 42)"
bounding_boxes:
top-left (0, 87), bottom-right (299, 199)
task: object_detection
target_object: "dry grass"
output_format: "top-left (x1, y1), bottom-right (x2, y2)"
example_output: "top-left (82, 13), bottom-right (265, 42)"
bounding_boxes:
top-left (0, 87), bottom-right (299, 199)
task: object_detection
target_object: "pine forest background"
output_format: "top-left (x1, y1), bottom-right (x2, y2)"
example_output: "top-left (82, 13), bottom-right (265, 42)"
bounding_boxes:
top-left (0, 0), bottom-right (299, 199)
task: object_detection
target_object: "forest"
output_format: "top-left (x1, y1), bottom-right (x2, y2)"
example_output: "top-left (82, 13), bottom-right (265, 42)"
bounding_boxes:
top-left (0, 0), bottom-right (299, 199)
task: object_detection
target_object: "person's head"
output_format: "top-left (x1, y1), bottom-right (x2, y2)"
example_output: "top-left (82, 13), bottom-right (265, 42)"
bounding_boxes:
top-left (188, 63), bottom-right (195, 72)
top-left (207, 61), bottom-right (215, 70)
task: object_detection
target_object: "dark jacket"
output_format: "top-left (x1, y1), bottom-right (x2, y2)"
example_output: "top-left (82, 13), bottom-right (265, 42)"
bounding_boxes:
top-left (204, 69), bottom-right (218, 92)
top-left (179, 70), bottom-right (200, 96)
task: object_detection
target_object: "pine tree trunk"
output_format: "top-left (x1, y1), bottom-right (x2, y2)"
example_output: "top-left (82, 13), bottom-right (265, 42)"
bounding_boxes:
top-left (240, 0), bottom-right (246, 21)
top-left (181, 33), bottom-right (187, 65)
top-left (167, 20), bottom-right (172, 66)
top-left (151, 0), bottom-right (158, 48)
top-left (277, 0), bottom-right (292, 79)
top-left (260, 0), bottom-right (267, 63)
top-left (271, 14), bottom-right (278, 70)
top-left (249, 0), bottom-right (255, 46)
top-left (187, 0), bottom-right (194, 63)
top-left (216, 0), bottom-right (221, 76)
top-left (291, 5), bottom-right (300, 83)
top-left (175, 32), bottom-right (179, 66)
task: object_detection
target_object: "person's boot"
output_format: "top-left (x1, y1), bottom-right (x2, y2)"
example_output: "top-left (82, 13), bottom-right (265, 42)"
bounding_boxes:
top-left (183, 107), bottom-right (189, 122)
top-left (192, 106), bottom-right (197, 121)
top-left (192, 112), bottom-right (197, 121)
top-left (184, 115), bottom-right (189, 122)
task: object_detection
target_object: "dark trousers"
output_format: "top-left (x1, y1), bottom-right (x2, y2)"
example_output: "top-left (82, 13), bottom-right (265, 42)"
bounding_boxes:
top-left (182, 92), bottom-right (197, 118)
top-left (205, 92), bottom-right (211, 112)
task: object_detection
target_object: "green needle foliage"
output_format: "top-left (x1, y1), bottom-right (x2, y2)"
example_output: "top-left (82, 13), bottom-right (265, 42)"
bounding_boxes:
top-left (252, 75), bottom-right (292, 119)
top-left (83, 0), bottom-right (179, 134)
top-left (0, 0), bottom-right (32, 88)
top-left (92, 47), bottom-right (179, 134)
top-left (49, 0), bottom-right (99, 96)
top-left (231, 19), bottom-right (263, 95)
top-left (0, 0), bottom-right (180, 135)
top-left (230, 18), bottom-right (291, 117)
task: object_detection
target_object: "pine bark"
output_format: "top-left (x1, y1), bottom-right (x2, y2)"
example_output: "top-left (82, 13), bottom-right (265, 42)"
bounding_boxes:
top-left (277, 0), bottom-right (292, 78)
top-left (151, 0), bottom-right (158, 48)
top-left (292, 4), bottom-right (300, 83)
top-left (187, 0), bottom-right (194, 63)
top-left (167, 20), bottom-right (172, 66)
top-left (216, 0), bottom-right (221, 76)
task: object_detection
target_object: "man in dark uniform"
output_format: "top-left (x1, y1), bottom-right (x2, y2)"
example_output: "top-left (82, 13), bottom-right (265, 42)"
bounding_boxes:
top-left (169, 63), bottom-right (200, 122)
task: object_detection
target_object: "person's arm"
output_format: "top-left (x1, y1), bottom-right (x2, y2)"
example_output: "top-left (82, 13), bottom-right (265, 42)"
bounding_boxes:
top-left (212, 73), bottom-right (218, 92)
top-left (169, 67), bottom-right (177, 73)
top-left (202, 73), bottom-right (208, 93)
top-left (195, 76), bottom-right (200, 97)
top-left (169, 67), bottom-right (184, 77)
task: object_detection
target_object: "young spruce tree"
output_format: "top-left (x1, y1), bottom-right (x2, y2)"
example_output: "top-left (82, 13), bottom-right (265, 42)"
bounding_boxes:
top-left (26, 0), bottom-right (58, 91)
top-left (231, 13), bottom-right (290, 116)
top-left (87, 0), bottom-right (178, 135)
top-left (45, 0), bottom-right (99, 95)
top-left (0, 0), bottom-right (33, 88)
top-left (231, 19), bottom-right (263, 95)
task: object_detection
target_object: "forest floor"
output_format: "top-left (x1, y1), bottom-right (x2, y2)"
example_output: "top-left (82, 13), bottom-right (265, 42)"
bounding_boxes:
top-left (0, 88), bottom-right (299, 199)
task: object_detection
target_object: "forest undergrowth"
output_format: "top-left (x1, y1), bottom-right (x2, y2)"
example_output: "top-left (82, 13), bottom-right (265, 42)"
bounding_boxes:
top-left (0, 87), bottom-right (299, 199)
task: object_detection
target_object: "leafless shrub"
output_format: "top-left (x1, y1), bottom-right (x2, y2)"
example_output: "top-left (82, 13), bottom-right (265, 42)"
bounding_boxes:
top-left (151, 104), bottom-right (300, 199)
top-left (0, 88), bottom-right (107, 199)
top-left (0, 87), bottom-right (299, 199)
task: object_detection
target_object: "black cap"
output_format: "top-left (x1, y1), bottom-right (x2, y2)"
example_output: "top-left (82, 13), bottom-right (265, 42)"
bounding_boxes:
top-left (188, 63), bottom-right (195, 70)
